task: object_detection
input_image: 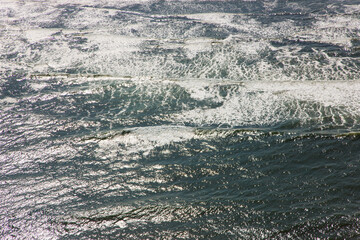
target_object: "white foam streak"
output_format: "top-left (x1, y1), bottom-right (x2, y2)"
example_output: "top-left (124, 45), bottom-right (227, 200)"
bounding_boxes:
top-left (174, 80), bottom-right (360, 128)
top-left (95, 126), bottom-right (194, 159)
top-left (2, 0), bottom-right (359, 80)
top-left (314, 15), bottom-right (360, 47)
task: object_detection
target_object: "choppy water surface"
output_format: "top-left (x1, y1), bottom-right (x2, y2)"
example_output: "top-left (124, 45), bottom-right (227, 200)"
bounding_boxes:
top-left (1, 0), bottom-right (360, 239)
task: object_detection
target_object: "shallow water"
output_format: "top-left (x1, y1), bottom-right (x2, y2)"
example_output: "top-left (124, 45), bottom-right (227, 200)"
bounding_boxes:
top-left (1, 0), bottom-right (360, 239)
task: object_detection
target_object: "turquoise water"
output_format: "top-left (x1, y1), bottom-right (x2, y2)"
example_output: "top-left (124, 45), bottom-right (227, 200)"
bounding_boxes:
top-left (1, 0), bottom-right (360, 239)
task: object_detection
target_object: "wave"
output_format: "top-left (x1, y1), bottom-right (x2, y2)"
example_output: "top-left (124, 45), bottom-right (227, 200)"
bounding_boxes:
top-left (58, 203), bottom-right (360, 239)
top-left (16, 76), bottom-right (360, 130)
top-left (1, 1), bottom-right (360, 80)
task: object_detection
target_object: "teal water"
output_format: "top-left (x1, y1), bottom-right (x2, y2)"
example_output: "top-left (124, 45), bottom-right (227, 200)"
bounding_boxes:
top-left (1, 0), bottom-right (360, 239)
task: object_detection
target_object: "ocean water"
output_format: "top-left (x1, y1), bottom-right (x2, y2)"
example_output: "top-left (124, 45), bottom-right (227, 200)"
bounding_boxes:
top-left (1, 0), bottom-right (360, 239)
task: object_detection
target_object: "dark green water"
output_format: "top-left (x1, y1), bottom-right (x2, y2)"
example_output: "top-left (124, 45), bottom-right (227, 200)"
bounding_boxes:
top-left (1, 0), bottom-right (360, 239)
